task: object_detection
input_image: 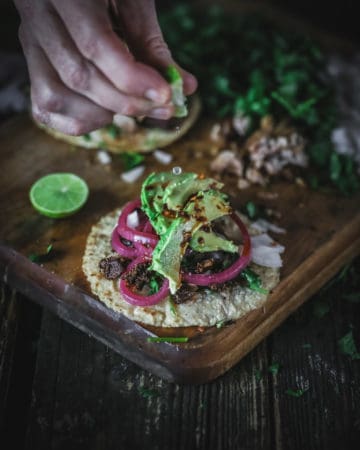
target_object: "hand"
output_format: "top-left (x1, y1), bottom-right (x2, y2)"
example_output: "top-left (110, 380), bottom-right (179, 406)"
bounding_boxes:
top-left (14, 0), bottom-right (197, 135)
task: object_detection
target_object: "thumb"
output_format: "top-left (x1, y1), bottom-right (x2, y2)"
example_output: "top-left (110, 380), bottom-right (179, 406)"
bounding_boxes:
top-left (115, 0), bottom-right (197, 95)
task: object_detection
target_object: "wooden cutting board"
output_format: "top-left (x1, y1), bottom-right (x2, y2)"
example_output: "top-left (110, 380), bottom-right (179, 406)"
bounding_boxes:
top-left (0, 114), bottom-right (359, 383)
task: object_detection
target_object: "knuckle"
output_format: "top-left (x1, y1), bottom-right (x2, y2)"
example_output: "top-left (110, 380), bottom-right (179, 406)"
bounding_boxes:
top-left (63, 62), bottom-right (90, 92)
top-left (119, 102), bottom-right (138, 117)
top-left (78, 26), bottom-right (112, 61)
top-left (66, 119), bottom-right (88, 136)
top-left (145, 34), bottom-right (171, 59)
top-left (35, 88), bottom-right (63, 113)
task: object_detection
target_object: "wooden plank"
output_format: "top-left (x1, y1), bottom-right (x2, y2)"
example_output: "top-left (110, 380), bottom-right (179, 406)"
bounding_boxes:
top-left (26, 310), bottom-right (273, 450)
top-left (269, 262), bottom-right (360, 450)
top-left (0, 113), bottom-right (360, 382)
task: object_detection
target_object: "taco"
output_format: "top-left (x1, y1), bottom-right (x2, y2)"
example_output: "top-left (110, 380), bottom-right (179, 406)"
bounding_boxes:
top-left (82, 171), bottom-right (284, 327)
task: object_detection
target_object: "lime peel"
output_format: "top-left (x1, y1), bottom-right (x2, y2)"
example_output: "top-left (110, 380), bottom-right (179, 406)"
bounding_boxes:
top-left (29, 173), bottom-right (89, 219)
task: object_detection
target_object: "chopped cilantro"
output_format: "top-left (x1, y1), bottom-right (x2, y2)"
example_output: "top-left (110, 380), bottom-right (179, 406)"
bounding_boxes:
top-left (83, 133), bottom-right (92, 141)
top-left (138, 386), bottom-right (159, 399)
top-left (29, 244), bottom-right (53, 263)
top-left (241, 268), bottom-right (268, 294)
top-left (168, 296), bottom-right (177, 316)
top-left (312, 300), bottom-right (330, 318)
top-left (149, 278), bottom-right (160, 295)
top-left (285, 388), bottom-right (307, 398)
top-left (216, 319), bottom-right (227, 329)
top-left (121, 152), bottom-right (145, 171)
top-left (268, 362), bottom-right (280, 375)
top-left (255, 369), bottom-right (263, 381)
top-left (338, 330), bottom-right (360, 360)
top-left (159, 5), bottom-right (359, 193)
top-left (245, 201), bottom-right (257, 219)
top-left (147, 336), bottom-right (189, 343)
top-left (302, 343), bottom-right (312, 349)
top-left (106, 124), bottom-right (120, 139)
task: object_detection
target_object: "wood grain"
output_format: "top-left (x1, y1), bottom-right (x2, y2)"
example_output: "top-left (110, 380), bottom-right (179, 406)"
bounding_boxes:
top-left (0, 114), bottom-right (359, 383)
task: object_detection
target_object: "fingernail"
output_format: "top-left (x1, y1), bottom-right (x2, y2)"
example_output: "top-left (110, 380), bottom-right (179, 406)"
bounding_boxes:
top-left (145, 89), bottom-right (166, 103)
top-left (148, 107), bottom-right (172, 120)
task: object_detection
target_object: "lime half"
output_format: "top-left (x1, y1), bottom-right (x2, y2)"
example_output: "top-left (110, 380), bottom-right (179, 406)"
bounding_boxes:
top-left (30, 173), bottom-right (89, 219)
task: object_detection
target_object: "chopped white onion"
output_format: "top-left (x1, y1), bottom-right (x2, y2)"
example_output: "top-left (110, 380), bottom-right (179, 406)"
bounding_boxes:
top-left (252, 219), bottom-right (286, 234)
top-left (126, 210), bottom-right (139, 229)
top-left (251, 246), bottom-right (283, 268)
top-left (96, 150), bottom-right (112, 165)
top-left (121, 165), bottom-right (145, 183)
top-left (154, 149), bottom-right (173, 165)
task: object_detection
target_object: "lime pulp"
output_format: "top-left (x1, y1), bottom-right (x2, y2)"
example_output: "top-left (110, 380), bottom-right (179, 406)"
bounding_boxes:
top-left (29, 173), bottom-right (89, 218)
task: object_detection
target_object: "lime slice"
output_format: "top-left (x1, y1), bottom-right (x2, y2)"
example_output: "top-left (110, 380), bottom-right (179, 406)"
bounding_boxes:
top-left (30, 173), bottom-right (89, 218)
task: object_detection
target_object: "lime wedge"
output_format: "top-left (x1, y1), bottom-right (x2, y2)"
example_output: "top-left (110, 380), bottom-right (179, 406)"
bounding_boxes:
top-left (30, 173), bottom-right (89, 218)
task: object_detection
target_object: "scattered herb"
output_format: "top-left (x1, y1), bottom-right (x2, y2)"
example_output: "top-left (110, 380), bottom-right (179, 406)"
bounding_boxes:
top-left (121, 152), bottom-right (145, 170)
top-left (29, 243), bottom-right (53, 263)
top-left (285, 388), bottom-right (307, 398)
top-left (149, 278), bottom-right (160, 295)
top-left (338, 330), bottom-right (360, 360)
top-left (241, 268), bottom-right (268, 294)
top-left (312, 300), bottom-right (330, 318)
top-left (83, 133), bottom-right (91, 141)
top-left (168, 296), bottom-right (177, 316)
top-left (138, 386), bottom-right (159, 399)
top-left (147, 336), bottom-right (189, 343)
top-left (255, 369), bottom-right (263, 381)
top-left (268, 362), bottom-right (280, 375)
top-left (216, 319), bottom-right (227, 329)
top-left (106, 124), bottom-right (120, 139)
top-left (302, 343), bottom-right (312, 349)
top-left (245, 201), bottom-right (257, 219)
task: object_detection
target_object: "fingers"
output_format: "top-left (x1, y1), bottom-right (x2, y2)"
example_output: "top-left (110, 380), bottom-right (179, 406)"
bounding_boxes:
top-left (52, 0), bottom-right (173, 104)
top-left (29, 5), bottom-right (164, 118)
top-left (19, 26), bottom-right (113, 135)
top-left (115, 0), bottom-right (198, 96)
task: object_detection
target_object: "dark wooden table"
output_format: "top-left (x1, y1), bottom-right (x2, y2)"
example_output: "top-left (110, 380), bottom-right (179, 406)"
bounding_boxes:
top-left (1, 2), bottom-right (360, 449)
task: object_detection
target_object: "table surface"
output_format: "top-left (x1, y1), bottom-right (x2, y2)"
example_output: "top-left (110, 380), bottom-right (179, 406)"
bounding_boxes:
top-left (0, 1), bottom-right (360, 449)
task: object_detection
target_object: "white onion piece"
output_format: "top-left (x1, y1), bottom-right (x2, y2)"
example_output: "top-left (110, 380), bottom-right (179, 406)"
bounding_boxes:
top-left (121, 165), bottom-right (145, 183)
top-left (154, 149), bottom-right (173, 165)
top-left (252, 219), bottom-right (286, 234)
top-left (251, 246), bottom-right (283, 268)
top-left (251, 233), bottom-right (285, 253)
top-left (96, 150), bottom-right (112, 165)
top-left (126, 210), bottom-right (139, 229)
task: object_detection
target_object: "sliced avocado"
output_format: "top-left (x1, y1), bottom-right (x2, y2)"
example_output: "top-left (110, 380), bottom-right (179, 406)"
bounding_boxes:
top-left (190, 230), bottom-right (238, 253)
top-left (163, 176), bottom-right (223, 211)
top-left (149, 189), bottom-right (233, 293)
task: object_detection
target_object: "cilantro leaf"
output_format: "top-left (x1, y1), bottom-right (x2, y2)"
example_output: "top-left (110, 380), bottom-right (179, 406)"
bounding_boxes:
top-left (268, 362), bottom-right (280, 375)
top-left (241, 268), bottom-right (268, 294)
top-left (121, 152), bottom-right (145, 171)
top-left (29, 244), bottom-right (53, 263)
top-left (285, 388), bottom-right (307, 398)
top-left (138, 387), bottom-right (159, 399)
top-left (338, 330), bottom-right (360, 360)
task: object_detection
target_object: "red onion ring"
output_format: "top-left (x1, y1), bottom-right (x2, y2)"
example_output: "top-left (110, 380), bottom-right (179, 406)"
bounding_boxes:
top-left (119, 256), bottom-right (170, 306)
top-left (181, 213), bottom-right (251, 286)
top-left (117, 199), bottom-right (159, 246)
top-left (111, 228), bottom-right (138, 258)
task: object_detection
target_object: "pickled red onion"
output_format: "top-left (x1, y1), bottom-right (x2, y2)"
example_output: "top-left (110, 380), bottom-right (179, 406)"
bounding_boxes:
top-left (111, 228), bottom-right (138, 258)
top-left (119, 256), bottom-right (170, 306)
top-left (117, 199), bottom-right (159, 246)
top-left (181, 213), bottom-right (251, 285)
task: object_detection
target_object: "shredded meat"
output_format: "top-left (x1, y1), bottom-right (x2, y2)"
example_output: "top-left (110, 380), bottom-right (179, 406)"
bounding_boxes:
top-left (99, 256), bottom-right (129, 279)
top-left (122, 262), bottom-right (152, 290)
top-left (173, 284), bottom-right (199, 304)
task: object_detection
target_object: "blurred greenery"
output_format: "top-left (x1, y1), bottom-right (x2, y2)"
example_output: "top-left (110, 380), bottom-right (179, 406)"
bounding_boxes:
top-left (160, 4), bottom-right (359, 193)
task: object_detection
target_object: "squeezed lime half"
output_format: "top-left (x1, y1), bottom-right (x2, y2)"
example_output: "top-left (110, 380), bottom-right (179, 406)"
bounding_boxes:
top-left (29, 173), bottom-right (89, 218)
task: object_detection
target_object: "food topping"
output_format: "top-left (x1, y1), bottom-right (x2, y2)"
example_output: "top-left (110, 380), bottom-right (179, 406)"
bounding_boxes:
top-left (99, 256), bottom-right (128, 280)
